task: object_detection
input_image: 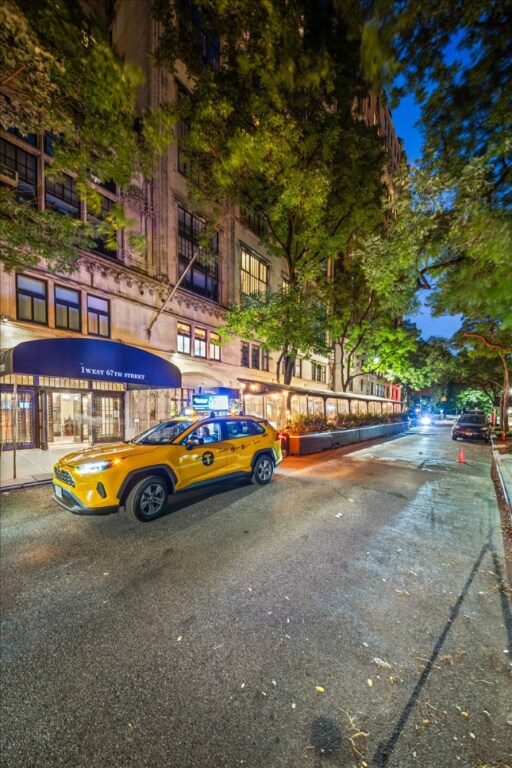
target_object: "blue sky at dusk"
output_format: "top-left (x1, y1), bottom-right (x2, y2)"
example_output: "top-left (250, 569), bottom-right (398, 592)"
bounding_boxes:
top-left (391, 87), bottom-right (462, 341)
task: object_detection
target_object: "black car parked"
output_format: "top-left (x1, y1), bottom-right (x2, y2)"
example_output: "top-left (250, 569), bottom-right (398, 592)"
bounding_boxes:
top-left (451, 413), bottom-right (491, 443)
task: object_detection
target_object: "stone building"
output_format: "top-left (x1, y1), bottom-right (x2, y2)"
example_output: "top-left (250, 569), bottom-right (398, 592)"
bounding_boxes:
top-left (0, 0), bottom-right (402, 454)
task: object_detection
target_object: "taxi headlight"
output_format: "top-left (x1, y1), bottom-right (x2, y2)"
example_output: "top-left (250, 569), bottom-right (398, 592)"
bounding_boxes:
top-left (75, 460), bottom-right (116, 476)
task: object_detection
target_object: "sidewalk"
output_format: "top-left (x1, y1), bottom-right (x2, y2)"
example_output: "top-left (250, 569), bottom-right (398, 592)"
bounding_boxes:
top-left (0, 445), bottom-right (77, 490)
top-left (493, 442), bottom-right (512, 521)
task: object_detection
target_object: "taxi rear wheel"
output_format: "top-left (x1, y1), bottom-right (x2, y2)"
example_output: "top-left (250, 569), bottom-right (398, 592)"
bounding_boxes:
top-left (252, 455), bottom-right (274, 485)
top-left (125, 475), bottom-right (169, 522)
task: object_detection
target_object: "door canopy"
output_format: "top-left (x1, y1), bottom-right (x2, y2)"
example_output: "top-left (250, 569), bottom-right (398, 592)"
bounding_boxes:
top-left (0, 338), bottom-right (182, 389)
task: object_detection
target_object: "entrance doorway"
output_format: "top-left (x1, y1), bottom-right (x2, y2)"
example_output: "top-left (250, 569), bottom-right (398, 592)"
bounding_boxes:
top-left (48, 391), bottom-right (90, 445)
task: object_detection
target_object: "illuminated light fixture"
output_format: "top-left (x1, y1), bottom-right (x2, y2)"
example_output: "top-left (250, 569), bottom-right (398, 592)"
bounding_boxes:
top-left (250, 384), bottom-right (259, 391)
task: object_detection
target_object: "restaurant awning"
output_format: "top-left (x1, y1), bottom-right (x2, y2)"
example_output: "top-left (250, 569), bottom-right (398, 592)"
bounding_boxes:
top-left (0, 338), bottom-right (182, 389)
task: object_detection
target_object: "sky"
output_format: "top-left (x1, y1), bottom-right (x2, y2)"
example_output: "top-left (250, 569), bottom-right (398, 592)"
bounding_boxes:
top-left (391, 93), bottom-right (462, 341)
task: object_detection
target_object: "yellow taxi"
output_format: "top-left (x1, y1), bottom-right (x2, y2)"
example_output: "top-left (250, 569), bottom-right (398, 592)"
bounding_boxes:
top-left (52, 414), bottom-right (282, 522)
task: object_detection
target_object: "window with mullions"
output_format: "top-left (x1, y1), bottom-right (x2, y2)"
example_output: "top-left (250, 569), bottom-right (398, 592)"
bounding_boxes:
top-left (7, 128), bottom-right (37, 147)
top-left (241, 245), bottom-right (269, 296)
top-left (0, 138), bottom-right (38, 202)
top-left (178, 207), bottom-right (219, 301)
top-left (190, 2), bottom-right (220, 71)
top-left (177, 322), bottom-right (191, 354)
top-left (55, 285), bottom-right (81, 331)
top-left (45, 169), bottom-right (80, 217)
top-left (251, 344), bottom-right (260, 370)
top-left (261, 348), bottom-right (269, 372)
top-left (311, 362), bottom-right (326, 383)
top-left (241, 341), bottom-right (250, 367)
top-left (87, 295), bottom-right (110, 337)
top-left (240, 207), bottom-right (268, 238)
top-left (87, 194), bottom-right (117, 258)
top-left (209, 331), bottom-right (221, 361)
top-left (194, 327), bottom-right (206, 357)
top-left (16, 275), bottom-right (47, 325)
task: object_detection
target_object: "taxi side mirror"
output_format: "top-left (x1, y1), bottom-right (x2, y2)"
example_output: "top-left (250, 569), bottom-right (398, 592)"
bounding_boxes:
top-left (186, 437), bottom-right (202, 450)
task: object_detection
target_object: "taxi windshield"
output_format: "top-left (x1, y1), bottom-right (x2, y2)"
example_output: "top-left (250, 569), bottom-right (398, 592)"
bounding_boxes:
top-left (132, 420), bottom-right (194, 445)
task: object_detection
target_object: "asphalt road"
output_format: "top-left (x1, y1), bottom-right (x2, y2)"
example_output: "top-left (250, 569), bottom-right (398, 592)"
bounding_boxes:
top-left (1, 425), bottom-right (511, 768)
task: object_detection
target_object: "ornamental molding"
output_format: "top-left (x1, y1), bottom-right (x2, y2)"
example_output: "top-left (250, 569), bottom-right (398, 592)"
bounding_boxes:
top-left (79, 255), bottom-right (169, 299)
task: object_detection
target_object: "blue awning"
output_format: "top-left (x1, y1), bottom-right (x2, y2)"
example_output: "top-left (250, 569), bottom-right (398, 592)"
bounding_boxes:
top-left (0, 338), bottom-right (182, 389)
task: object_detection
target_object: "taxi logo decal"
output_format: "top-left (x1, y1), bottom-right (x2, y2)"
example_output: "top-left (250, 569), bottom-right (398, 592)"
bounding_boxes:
top-left (202, 451), bottom-right (214, 466)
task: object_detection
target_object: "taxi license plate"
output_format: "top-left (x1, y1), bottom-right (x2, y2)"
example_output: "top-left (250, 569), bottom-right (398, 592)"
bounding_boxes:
top-left (55, 485), bottom-right (63, 498)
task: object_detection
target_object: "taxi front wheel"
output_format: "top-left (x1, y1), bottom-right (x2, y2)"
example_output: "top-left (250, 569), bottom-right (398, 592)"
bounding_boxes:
top-left (125, 475), bottom-right (169, 522)
top-left (252, 455), bottom-right (274, 485)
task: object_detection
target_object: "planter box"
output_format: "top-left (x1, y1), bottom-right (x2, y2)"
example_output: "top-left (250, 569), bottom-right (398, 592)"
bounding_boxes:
top-left (287, 421), bottom-right (407, 456)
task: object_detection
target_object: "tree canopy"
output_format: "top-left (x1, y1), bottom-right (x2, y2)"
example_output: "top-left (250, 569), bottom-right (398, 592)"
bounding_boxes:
top-left (363, 0), bottom-right (512, 405)
top-left (154, 0), bottom-right (401, 383)
top-left (0, 0), bottom-right (171, 272)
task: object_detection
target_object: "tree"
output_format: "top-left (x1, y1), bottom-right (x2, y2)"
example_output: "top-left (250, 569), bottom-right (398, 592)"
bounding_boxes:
top-left (154, 0), bottom-right (390, 383)
top-left (221, 286), bottom-right (331, 383)
top-left (454, 320), bottom-right (512, 432)
top-left (0, 0), bottom-right (172, 272)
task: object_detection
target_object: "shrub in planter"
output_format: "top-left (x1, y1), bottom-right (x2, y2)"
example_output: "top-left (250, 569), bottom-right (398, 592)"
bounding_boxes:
top-left (286, 411), bottom-right (406, 435)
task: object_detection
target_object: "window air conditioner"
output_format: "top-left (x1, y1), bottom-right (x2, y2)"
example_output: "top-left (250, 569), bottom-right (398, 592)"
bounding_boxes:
top-left (0, 165), bottom-right (19, 186)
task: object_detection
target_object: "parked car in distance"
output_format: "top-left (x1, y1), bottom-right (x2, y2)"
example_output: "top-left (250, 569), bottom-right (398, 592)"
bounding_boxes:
top-left (52, 414), bottom-right (282, 522)
top-left (451, 413), bottom-right (491, 443)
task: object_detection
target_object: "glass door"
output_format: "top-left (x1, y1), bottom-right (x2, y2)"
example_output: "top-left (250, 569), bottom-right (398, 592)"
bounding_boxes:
top-left (92, 393), bottom-right (124, 443)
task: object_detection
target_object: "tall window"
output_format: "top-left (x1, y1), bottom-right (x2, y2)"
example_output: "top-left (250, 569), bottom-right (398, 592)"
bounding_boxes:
top-left (194, 327), bottom-right (206, 357)
top-left (209, 331), bottom-right (221, 361)
top-left (16, 275), bottom-right (47, 324)
top-left (177, 84), bottom-right (199, 182)
top-left (261, 348), bottom-right (269, 372)
top-left (87, 295), bottom-right (110, 337)
top-left (241, 341), bottom-right (250, 367)
top-left (178, 207), bottom-right (219, 301)
top-left (190, 2), bottom-right (220, 70)
top-left (0, 139), bottom-right (38, 201)
top-left (241, 245), bottom-right (269, 296)
top-left (87, 194), bottom-right (117, 258)
top-left (55, 285), bottom-right (81, 331)
top-left (177, 322), bottom-right (191, 354)
top-left (251, 344), bottom-right (260, 370)
top-left (294, 358), bottom-right (302, 378)
top-left (45, 170), bottom-right (80, 217)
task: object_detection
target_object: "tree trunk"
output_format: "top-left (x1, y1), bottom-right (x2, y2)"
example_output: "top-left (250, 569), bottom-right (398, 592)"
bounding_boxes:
top-left (283, 352), bottom-right (296, 385)
top-left (500, 354), bottom-right (510, 433)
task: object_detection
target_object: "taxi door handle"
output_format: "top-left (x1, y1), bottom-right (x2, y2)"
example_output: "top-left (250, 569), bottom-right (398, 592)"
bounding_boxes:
top-left (231, 446), bottom-right (238, 452)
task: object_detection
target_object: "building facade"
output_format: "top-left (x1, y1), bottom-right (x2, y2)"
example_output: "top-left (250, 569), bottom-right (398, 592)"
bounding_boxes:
top-left (0, 1), bottom-right (402, 453)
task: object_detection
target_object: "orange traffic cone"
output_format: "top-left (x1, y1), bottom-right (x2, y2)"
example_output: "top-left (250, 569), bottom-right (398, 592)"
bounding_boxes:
top-left (457, 448), bottom-right (465, 463)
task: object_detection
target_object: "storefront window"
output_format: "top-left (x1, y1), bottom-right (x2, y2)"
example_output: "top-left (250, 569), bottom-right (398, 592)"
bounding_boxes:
top-left (16, 275), bottom-right (47, 325)
top-left (0, 389), bottom-right (35, 448)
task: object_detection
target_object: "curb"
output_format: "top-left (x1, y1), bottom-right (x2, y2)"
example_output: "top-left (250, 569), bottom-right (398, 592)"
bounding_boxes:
top-left (1, 478), bottom-right (53, 493)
